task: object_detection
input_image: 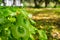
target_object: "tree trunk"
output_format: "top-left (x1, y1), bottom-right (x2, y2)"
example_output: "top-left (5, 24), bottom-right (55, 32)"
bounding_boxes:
top-left (20, 0), bottom-right (23, 3)
top-left (13, 0), bottom-right (16, 5)
top-left (2, 0), bottom-right (6, 6)
top-left (34, 0), bottom-right (39, 8)
top-left (45, 0), bottom-right (49, 7)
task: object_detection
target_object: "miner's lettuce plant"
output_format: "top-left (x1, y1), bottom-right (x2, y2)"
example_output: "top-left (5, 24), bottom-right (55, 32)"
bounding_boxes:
top-left (0, 7), bottom-right (47, 40)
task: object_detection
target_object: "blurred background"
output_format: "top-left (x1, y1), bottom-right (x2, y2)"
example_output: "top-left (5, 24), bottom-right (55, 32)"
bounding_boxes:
top-left (0, 0), bottom-right (60, 8)
top-left (0, 0), bottom-right (60, 40)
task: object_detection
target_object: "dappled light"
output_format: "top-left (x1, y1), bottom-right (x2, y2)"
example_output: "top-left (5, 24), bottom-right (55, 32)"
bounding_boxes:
top-left (0, 0), bottom-right (60, 40)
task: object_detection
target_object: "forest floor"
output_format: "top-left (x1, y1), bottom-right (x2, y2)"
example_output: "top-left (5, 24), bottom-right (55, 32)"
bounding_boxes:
top-left (26, 8), bottom-right (60, 40)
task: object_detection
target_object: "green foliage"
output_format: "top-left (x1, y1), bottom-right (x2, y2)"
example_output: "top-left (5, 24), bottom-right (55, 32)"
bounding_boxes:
top-left (0, 7), bottom-right (47, 40)
top-left (0, 0), bottom-right (2, 3)
top-left (38, 30), bottom-right (47, 40)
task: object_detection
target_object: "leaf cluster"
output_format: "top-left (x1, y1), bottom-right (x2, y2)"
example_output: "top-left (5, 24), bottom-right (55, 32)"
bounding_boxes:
top-left (0, 7), bottom-right (47, 40)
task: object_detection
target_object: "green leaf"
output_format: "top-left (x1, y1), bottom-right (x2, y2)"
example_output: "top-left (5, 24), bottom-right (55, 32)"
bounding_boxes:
top-left (0, 17), bottom-right (5, 24)
top-left (38, 30), bottom-right (47, 40)
top-left (8, 17), bottom-right (16, 22)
